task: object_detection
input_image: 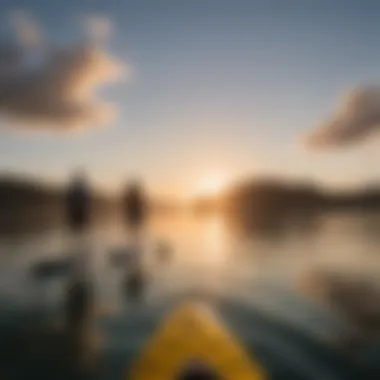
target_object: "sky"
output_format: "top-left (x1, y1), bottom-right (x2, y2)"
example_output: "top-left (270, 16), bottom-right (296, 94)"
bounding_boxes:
top-left (0, 0), bottom-right (380, 197)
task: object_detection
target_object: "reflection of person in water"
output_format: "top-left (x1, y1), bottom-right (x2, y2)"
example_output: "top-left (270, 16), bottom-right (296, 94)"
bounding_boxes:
top-left (122, 180), bottom-right (148, 299)
top-left (63, 170), bottom-right (95, 372)
top-left (63, 274), bottom-right (98, 376)
top-left (123, 266), bottom-right (145, 300)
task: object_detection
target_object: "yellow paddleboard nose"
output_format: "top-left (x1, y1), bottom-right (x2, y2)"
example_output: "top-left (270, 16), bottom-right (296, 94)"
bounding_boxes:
top-left (128, 301), bottom-right (266, 380)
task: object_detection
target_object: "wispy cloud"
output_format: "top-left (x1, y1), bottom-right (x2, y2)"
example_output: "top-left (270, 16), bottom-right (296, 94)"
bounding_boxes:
top-left (84, 14), bottom-right (113, 44)
top-left (0, 10), bottom-right (129, 132)
top-left (305, 86), bottom-right (380, 148)
top-left (10, 9), bottom-right (44, 48)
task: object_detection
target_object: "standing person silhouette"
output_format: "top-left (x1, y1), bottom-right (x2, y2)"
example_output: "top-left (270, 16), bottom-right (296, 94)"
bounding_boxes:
top-left (122, 180), bottom-right (148, 299)
top-left (64, 170), bottom-right (93, 337)
top-left (122, 180), bottom-right (148, 231)
top-left (66, 170), bottom-right (91, 234)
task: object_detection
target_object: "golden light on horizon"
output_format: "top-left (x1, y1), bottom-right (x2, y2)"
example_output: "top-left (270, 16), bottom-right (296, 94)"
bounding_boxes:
top-left (193, 173), bottom-right (229, 197)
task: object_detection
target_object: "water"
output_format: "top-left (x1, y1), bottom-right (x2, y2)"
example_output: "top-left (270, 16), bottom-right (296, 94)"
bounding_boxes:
top-left (0, 211), bottom-right (380, 379)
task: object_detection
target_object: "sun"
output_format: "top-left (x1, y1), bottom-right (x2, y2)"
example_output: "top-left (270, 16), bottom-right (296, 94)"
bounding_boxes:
top-left (194, 174), bottom-right (228, 197)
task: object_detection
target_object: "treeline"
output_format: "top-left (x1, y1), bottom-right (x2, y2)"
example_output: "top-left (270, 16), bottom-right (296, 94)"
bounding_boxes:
top-left (2, 174), bottom-right (380, 234)
top-left (0, 176), bottom-right (117, 234)
top-left (0, 176), bottom-right (63, 207)
top-left (225, 178), bottom-right (380, 214)
top-left (219, 178), bottom-right (380, 234)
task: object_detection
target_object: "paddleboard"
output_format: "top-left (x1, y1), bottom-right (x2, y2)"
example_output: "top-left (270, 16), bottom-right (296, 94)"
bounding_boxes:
top-left (128, 302), bottom-right (266, 380)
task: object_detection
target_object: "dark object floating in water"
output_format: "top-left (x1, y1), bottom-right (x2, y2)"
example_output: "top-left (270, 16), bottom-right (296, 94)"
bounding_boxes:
top-left (65, 280), bottom-right (93, 329)
top-left (299, 269), bottom-right (380, 349)
top-left (177, 360), bottom-right (220, 380)
top-left (124, 269), bottom-right (145, 299)
top-left (31, 258), bottom-right (73, 279)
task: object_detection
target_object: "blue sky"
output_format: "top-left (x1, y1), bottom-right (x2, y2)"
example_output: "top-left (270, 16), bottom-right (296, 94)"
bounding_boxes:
top-left (0, 0), bottom-right (380, 196)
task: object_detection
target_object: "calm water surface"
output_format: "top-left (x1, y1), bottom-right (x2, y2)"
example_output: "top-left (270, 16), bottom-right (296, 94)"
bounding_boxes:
top-left (1, 212), bottom-right (380, 379)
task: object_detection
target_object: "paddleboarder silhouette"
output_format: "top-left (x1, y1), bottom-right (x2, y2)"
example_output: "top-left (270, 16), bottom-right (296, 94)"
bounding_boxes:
top-left (121, 179), bottom-right (148, 299)
top-left (64, 169), bottom-right (93, 331)
top-left (66, 169), bottom-right (91, 233)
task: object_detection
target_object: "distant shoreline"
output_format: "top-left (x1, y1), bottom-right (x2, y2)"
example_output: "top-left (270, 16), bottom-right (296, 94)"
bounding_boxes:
top-left (2, 175), bottom-right (380, 235)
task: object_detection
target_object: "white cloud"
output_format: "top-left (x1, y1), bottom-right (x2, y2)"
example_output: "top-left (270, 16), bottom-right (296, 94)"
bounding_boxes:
top-left (0, 10), bottom-right (129, 132)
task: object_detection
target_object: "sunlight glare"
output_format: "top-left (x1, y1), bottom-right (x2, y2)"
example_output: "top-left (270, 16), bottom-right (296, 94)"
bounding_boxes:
top-left (195, 174), bottom-right (228, 197)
